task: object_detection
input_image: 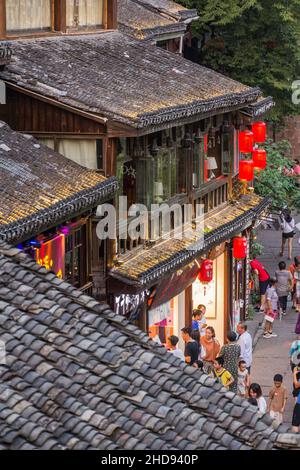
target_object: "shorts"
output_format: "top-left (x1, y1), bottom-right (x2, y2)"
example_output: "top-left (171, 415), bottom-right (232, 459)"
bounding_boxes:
top-left (270, 410), bottom-right (283, 425)
top-left (292, 403), bottom-right (300, 427)
top-left (259, 279), bottom-right (270, 295)
top-left (282, 231), bottom-right (294, 239)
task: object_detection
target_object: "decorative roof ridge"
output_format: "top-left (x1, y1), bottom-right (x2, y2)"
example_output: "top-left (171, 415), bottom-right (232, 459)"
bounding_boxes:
top-left (110, 195), bottom-right (271, 286)
top-left (242, 96), bottom-right (275, 117)
top-left (136, 87), bottom-right (262, 128)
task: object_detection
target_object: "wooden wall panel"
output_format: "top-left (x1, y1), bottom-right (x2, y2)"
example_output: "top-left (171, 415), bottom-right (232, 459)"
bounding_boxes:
top-left (0, 0), bottom-right (6, 39)
top-left (3, 87), bottom-right (106, 135)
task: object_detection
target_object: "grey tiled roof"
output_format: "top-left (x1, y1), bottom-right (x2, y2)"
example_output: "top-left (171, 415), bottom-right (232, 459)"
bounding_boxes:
top-left (0, 122), bottom-right (117, 243)
top-left (0, 242), bottom-right (299, 450)
top-left (118, 0), bottom-right (198, 40)
top-left (0, 32), bottom-right (261, 130)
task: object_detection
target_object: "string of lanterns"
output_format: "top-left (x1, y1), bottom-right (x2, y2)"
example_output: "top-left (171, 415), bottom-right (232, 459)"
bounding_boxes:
top-left (239, 121), bottom-right (267, 182)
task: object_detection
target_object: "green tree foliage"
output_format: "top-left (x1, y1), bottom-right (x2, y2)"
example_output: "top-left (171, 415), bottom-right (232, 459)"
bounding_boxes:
top-left (254, 139), bottom-right (300, 211)
top-left (179, 1), bottom-right (300, 124)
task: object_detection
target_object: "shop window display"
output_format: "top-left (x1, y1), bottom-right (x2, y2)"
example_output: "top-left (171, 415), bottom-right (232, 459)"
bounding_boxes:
top-left (148, 299), bottom-right (175, 346)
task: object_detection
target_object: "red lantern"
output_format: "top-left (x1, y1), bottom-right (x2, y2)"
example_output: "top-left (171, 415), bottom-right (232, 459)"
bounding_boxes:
top-left (252, 121), bottom-right (266, 143)
top-left (239, 160), bottom-right (254, 181)
top-left (239, 130), bottom-right (254, 153)
top-left (233, 237), bottom-right (247, 259)
top-left (252, 148), bottom-right (267, 170)
top-left (198, 259), bottom-right (213, 283)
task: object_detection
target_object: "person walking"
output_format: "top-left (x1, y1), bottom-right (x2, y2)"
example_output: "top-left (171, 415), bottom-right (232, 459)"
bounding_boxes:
top-left (237, 322), bottom-right (253, 374)
top-left (263, 278), bottom-right (278, 338)
top-left (219, 331), bottom-right (241, 393)
top-left (267, 374), bottom-right (288, 425)
top-left (200, 326), bottom-right (220, 374)
top-left (250, 258), bottom-right (270, 312)
top-left (249, 383), bottom-right (267, 417)
top-left (294, 264), bottom-right (300, 313)
top-left (289, 257), bottom-right (300, 310)
top-left (181, 327), bottom-right (199, 366)
top-left (275, 261), bottom-right (293, 316)
top-left (279, 209), bottom-right (295, 260)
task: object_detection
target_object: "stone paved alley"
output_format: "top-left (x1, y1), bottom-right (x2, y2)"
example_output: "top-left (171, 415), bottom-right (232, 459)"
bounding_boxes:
top-left (251, 213), bottom-right (300, 426)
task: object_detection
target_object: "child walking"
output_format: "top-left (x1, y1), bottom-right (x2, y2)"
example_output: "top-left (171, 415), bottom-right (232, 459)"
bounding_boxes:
top-left (267, 374), bottom-right (288, 425)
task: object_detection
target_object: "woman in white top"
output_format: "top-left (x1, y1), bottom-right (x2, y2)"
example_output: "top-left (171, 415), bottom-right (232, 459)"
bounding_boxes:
top-left (280, 209), bottom-right (295, 260)
top-left (249, 383), bottom-right (267, 417)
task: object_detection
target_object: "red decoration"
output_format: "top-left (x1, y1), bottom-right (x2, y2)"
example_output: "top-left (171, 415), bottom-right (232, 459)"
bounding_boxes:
top-left (233, 237), bottom-right (247, 259)
top-left (252, 121), bottom-right (266, 143)
top-left (252, 148), bottom-right (267, 170)
top-left (198, 259), bottom-right (213, 283)
top-left (204, 159), bottom-right (209, 182)
top-left (239, 159), bottom-right (254, 181)
top-left (239, 130), bottom-right (254, 153)
top-left (204, 134), bottom-right (208, 153)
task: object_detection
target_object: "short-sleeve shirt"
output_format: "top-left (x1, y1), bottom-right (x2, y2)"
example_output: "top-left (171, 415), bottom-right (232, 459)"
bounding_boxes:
top-left (215, 368), bottom-right (233, 387)
top-left (237, 369), bottom-right (248, 395)
top-left (275, 270), bottom-right (292, 296)
top-left (269, 385), bottom-right (288, 412)
top-left (191, 319), bottom-right (199, 330)
top-left (266, 286), bottom-right (279, 311)
top-left (169, 348), bottom-right (185, 362)
top-left (184, 340), bottom-right (199, 365)
top-left (250, 259), bottom-right (270, 282)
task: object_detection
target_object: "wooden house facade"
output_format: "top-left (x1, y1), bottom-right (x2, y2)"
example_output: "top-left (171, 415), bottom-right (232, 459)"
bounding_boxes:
top-left (0, 0), bottom-right (273, 345)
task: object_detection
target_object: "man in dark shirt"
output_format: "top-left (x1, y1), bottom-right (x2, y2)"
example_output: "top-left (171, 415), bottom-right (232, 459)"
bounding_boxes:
top-left (181, 327), bottom-right (199, 366)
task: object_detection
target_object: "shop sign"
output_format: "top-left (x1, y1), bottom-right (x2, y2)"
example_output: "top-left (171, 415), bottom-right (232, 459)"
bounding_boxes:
top-left (115, 291), bottom-right (148, 320)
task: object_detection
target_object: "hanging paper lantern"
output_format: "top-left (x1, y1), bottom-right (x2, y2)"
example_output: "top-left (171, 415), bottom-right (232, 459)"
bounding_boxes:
top-left (239, 160), bottom-right (254, 181)
top-left (239, 130), bottom-right (254, 153)
top-left (233, 237), bottom-right (247, 259)
top-left (198, 259), bottom-right (213, 283)
top-left (252, 121), bottom-right (266, 143)
top-left (252, 148), bottom-right (267, 170)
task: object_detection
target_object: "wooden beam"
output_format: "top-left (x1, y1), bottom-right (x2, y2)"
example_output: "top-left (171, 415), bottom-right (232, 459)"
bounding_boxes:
top-left (55, 0), bottom-right (66, 32)
top-left (0, 0), bottom-right (6, 39)
top-left (106, 0), bottom-right (117, 30)
top-left (5, 82), bottom-right (108, 125)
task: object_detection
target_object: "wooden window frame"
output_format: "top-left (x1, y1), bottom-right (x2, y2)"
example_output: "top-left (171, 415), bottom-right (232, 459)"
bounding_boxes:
top-left (1, 0), bottom-right (117, 38)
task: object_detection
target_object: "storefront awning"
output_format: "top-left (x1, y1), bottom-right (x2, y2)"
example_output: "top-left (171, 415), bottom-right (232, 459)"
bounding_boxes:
top-left (109, 193), bottom-right (270, 289)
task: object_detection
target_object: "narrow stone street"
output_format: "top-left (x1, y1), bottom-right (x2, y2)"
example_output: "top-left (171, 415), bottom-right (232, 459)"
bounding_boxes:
top-left (251, 213), bottom-right (300, 426)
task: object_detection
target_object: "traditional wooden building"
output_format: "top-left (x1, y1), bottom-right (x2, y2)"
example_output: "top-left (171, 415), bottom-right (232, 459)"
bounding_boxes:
top-left (0, 0), bottom-right (273, 344)
top-left (0, 120), bottom-right (117, 297)
top-left (118, 0), bottom-right (198, 53)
